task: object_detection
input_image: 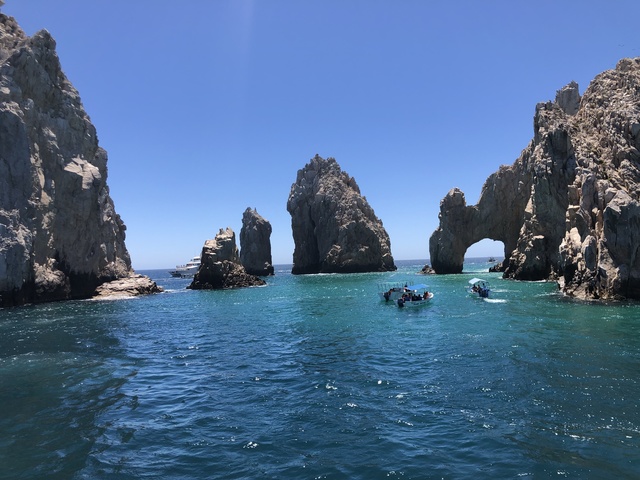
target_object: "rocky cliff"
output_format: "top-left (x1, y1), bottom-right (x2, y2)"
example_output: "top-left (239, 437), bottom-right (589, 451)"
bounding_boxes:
top-left (0, 14), bottom-right (160, 306)
top-left (430, 58), bottom-right (640, 300)
top-left (189, 227), bottom-right (266, 290)
top-left (287, 155), bottom-right (396, 274)
top-left (240, 207), bottom-right (274, 276)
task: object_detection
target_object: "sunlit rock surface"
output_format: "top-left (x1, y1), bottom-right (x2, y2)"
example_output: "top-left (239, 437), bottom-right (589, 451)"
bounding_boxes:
top-left (189, 227), bottom-right (266, 290)
top-left (430, 58), bottom-right (640, 300)
top-left (0, 14), bottom-right (160, 306)
top-left (287, 155), bottom-right (396, 274)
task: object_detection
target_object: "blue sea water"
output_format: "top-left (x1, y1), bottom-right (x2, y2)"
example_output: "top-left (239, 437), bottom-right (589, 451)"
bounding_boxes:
top-left (1, 258), bottom-right (639, 479)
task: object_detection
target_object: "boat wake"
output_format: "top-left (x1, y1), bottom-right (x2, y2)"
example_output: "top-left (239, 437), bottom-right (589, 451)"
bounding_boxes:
top-left (483, 298), bottom-right (506, 304)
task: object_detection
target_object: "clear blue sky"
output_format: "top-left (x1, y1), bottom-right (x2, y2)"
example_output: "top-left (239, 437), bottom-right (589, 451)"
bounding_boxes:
top-left (4, 1), bottom-right (639, 269)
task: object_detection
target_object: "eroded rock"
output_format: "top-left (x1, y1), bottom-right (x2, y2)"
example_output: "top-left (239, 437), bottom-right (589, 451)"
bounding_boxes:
top-left (0, 14), bottom-right (159, 306)
top-left (430, 58), bottom-right (640, 300)
top-left (189, 227), bottom-right (266, 290)
top-left (287, 155), bottom-right (396, 274)
top-left (240, 208), bottom-right (274, 276)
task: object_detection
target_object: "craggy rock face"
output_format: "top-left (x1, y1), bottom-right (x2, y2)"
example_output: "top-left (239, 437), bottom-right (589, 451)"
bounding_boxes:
top-left (239, 208), bottom-right (274, 276)
top-left (189, 227), bottom-right (266, 290)
top-left (287, 155), bottom-right (396, 274)
top-left (430, 58), bottom-right (640, 300)
top-left (0, 14), bottom-right (147, 306)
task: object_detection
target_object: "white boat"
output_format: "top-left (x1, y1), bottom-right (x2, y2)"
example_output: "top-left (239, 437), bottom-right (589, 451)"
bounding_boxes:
top-left (169, 256), bottom-right (201, 278)
top-left (378, 282), bottom-right (410, 302)
top-left (468, 278), bottom-right (490, 298)
top-left (396, 283), bottom-right (433, 308)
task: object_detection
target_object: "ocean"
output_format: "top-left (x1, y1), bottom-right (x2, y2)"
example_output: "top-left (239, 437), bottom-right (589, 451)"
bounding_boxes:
top-left (1, 259), bottom-right (639, 479)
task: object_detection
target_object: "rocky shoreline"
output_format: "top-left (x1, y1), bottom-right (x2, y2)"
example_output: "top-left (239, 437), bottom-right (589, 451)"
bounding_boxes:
top-left (2, 9), bottom-right (639, 305)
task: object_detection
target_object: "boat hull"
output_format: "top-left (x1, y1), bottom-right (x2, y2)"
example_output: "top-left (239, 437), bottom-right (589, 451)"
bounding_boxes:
top-left (169, 266), bottom-right (199, 278)
top-left (169, 256), bottom-right (201, 278)
top-left (397, 292), bottom-right (434, 308)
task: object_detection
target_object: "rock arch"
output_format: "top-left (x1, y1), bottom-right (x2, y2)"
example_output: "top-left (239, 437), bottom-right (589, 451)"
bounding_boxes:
top-left (430, 60), bottom-right (640, 300)
top-left (429, 97), bottom-right (575, 278)
top-left (428, 169), bottom-right (531, 275)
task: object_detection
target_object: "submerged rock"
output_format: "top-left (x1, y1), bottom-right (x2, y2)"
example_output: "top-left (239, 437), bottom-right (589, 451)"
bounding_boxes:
top-left (430, 58), bottom-right (640, 300)
top-left (240, 208), bottom-right (274, 276)
top-left (0, 14), bottom-right (160, 306)
top-left (189, 227), bottom-right (266, 290)
top-left (287, 155), bottom-right (396, 274)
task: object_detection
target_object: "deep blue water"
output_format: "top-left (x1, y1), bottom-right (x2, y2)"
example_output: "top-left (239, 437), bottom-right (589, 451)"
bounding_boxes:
top-left (1, 259), bottom-right (639, 479)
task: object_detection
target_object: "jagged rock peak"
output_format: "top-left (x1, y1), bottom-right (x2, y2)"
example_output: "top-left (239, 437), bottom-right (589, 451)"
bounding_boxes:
top-left (555, 80), bottom-right (581, 116)
top-left (240, 207), bottom-right (274, 276)
top-left (287, 154), bottom-right (396, 274)
top-left (0, 13), bottom-right (160, 306)
top-left (429, 57), bottom-right (640, 300)
top-left (188, 227), bottom-right (266, 290)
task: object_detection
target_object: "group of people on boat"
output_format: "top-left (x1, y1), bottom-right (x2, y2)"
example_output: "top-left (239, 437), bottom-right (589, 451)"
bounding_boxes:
top-left (382, 286), bottom-right (404, 301)
top-left (400, 291), bottom-right (430, 302)
top-left (470, 283), bottom-right (487, 293)
top-left (470, 282), bottom-right (490, 298)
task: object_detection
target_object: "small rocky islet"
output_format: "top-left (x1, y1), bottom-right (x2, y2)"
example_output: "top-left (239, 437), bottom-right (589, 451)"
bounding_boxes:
top-left (1, 10), bottom-right (639, 305)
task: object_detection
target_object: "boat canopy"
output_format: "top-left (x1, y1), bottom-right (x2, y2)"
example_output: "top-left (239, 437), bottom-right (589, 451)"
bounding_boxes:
top-left (468, 278), bottom-right (486, 285)
top-left (405, 283), bottom-right (429, 291)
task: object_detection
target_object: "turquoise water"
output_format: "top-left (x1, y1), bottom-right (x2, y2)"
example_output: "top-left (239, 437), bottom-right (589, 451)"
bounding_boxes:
top-left (1, 259), bottom-right (639, 479)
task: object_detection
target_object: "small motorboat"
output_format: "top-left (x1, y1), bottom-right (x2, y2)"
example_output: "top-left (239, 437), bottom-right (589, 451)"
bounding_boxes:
top-left (378, 282), bottom-right (410, 302)
top-left (169, 256), bottom-right (201, 278)
top-left (468, 278), bottom-right (490, 298)
top-left (396, 284), bottom-right (433, 308)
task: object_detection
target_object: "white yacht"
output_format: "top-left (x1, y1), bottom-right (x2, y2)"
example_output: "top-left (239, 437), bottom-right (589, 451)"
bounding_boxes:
top-left (169, 256), bottom-right (201, 278)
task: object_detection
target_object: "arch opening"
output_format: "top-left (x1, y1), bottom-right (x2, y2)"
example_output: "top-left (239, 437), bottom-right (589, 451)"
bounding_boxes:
top-left (464, 239), bottom-right (506, 273)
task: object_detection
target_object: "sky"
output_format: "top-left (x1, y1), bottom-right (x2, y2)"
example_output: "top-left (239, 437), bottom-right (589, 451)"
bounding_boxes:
top-left (3, 1), bottom-right (639, 269)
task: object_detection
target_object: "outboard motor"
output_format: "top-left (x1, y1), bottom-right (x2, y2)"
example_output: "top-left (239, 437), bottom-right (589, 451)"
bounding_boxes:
top-left (397, 298), bottom-right (404, 308)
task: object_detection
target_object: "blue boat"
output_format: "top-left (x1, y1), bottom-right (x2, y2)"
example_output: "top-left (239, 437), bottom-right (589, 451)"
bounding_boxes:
top-left (468, 278), bottom-right (490, 298)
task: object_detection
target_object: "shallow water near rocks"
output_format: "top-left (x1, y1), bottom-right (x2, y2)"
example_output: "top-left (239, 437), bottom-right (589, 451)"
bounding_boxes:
top-left (1, 259), bottom-right (639, 479)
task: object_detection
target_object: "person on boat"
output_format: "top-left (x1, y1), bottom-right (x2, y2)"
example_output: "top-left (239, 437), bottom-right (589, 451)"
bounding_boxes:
top-left (423, 291), bottom-right (430, 300)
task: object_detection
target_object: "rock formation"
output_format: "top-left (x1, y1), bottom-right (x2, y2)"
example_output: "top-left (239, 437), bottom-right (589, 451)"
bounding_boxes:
top-left (0, 14), bottom-right (160, 306)
top-left (429, 58), bottom-right (640, 300)
top-left (239, 207), bottom-right (274, 276)
top-left (188, 227), bottom-right (266, 290)
top-left (93, 274), bottom-right (163, 299)
top-left (287, 155), bottom-right (396, 274)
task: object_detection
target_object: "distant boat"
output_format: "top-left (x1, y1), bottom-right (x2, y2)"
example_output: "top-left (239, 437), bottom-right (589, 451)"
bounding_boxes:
top-left (468, 278), bottom-right (490, 298)
top-left (169, 256), bottom-right (201, 278)
top-left (396, 283), bottom-right (433, 308)
top-left (488, 256), bottom-right (496, 262)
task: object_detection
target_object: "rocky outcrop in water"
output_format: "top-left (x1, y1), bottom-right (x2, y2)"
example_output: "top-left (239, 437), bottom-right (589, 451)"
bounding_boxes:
top-left (240, 208), bottom-right (274, 276)
top-left (287, 155), bottom-right (396, 274)
top-left (0, 14), bottom-right (160, 307)
top-left (430, 58), bottom-right (640, 300)
top-left (188, 227), bottom-right (266, 290)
